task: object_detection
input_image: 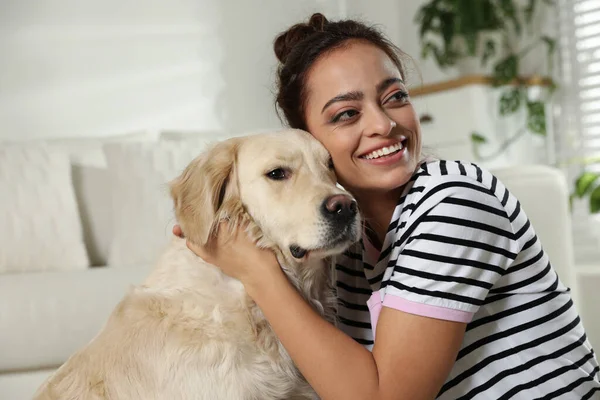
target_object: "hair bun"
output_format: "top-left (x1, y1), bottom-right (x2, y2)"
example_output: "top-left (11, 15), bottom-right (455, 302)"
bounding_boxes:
top-left (274, 13), bottom-right (329, 64)
top-left (307, 13), bottom-right (328, 31)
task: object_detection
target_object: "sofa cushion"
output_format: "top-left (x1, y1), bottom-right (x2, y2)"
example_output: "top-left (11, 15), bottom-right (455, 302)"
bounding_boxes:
top-left (103, 138), bottom-right (215, 266)
top-left (48, 131), bottom-right (158, 265)
top-left (1, 131), bottom-right (158, 266)
top-left (0, 145), bottom-right (89, 272)
top-left (71, 165), bottom-right (113, 266)
top-left (159, 129), bottom-right (223, 141)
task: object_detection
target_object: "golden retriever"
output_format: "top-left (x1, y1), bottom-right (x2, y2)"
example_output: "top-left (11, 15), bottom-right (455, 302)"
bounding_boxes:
top-left (34, 129), bottom-right (361, 400)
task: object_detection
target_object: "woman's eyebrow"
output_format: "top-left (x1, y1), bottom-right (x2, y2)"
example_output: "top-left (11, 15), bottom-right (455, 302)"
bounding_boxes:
top-left (321, 91), bottom-right (363, 114)
top-left (320, 77), bottom-right (404, 114)
top-left (377, 77), bottom-right (403, 94)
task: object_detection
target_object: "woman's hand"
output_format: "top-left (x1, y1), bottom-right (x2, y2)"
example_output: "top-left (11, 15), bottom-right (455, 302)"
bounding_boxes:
top-left (172, 223), bottom-right (282, 290)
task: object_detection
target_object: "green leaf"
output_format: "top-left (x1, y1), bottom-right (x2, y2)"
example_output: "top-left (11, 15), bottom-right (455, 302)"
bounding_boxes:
top-left (421, 41), bottom-right (457, 68)
top-left (465, 32), bottom-right (478, 56)
top-left (421, 41), bottom-right (438, 59)
top-left (590, 186), bottom-right (600, 214)
top-left (493, 54), bottom-right (519, 85)
top-left (575, 172), bottom-right (600, 197)
top-left (482, 39), bottom-right (496, 66)
top-left (497, 0), bottom-right (522, 36)
top-left (471, 131), bottom-right (487, 160)
top-left (548, 79), bottom-right (558, 95)
top-left (480, 0), bottom-right (504, 31)
top-left (499, 88), bottom-right (522, 115)
top-left (471, 132), bottom-right (488, 144)
top-left (524, 0), bottom-right (537, 23)
top-left (416, 3), bottom-right (436, 38)
top-left (541, 35), bottom-right (557, 72)
top-left (541, 36), bottom-right (556, 54)
top-left (569, 193), bottom-right (575, 212)
top-left (439, 10), bottom-right (456, 49)
top-left (526, 101), bottom-right (546, 135)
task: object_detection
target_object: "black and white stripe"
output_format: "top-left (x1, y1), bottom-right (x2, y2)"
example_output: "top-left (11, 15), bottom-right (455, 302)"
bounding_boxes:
top-left (334, 160), bottom-right (600, 398)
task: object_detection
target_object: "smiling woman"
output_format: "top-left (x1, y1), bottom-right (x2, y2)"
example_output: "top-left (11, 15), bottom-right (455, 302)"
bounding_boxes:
top-left (178, 12), bottom-right (600, 400)
top-left (304, 44), bottom-right (418, 198)
top-left (274, 21), bottom-right (422, 225)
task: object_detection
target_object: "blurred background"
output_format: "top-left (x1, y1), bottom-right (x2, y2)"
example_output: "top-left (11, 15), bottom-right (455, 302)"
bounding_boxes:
top-left (0, 1), bottom-right (598, 398)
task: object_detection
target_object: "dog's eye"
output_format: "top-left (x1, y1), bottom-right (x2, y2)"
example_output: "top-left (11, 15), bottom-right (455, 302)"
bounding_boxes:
top-left (266, 168), bottom-right (289, 181)
top-left (328, 157), bottom-right (334, 170)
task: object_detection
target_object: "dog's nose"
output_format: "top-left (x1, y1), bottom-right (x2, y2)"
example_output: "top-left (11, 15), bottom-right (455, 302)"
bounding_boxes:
top-left (322, 194), bottom-right (358, 223)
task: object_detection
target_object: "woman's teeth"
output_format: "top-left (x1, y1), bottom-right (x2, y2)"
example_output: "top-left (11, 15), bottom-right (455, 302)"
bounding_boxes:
top-left (363, 142), bottom-right (404, 160)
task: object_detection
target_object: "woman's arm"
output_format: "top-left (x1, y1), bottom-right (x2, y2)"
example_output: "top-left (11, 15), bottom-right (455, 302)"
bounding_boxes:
top-left (180, 224), bottom-right (466, 400)
top-left (246, 264), bottom-right (465, 400)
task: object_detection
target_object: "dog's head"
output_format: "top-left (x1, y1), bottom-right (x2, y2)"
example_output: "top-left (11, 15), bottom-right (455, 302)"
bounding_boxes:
top-left (170, 129), bottom-right (360, 265)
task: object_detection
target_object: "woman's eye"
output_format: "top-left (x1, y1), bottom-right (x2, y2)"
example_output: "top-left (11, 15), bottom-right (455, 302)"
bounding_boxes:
top-left (331, 109), bottom-right (359, 123)
top-left (265, 168), bottom-right (290, 181)
top-left (386, 90), bottom-right (409, 104)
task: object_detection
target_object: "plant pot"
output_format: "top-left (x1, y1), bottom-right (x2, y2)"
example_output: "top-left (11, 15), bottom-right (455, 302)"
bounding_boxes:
top-left (455, 57), bottom-right (483, 76)
top-left (452, 32), bottom-right (506, 77)
top-left (472, 84), bottom-right (551, 168)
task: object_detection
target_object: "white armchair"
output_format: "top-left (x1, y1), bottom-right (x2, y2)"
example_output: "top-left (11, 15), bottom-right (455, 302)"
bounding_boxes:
top-left (491, 165), bottom-right (577, 296)
top-left (491, 165), bottom-right (599, 351)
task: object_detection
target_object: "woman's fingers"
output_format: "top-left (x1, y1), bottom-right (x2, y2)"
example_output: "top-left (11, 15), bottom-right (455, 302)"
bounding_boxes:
top-left (173, 225), bottom-right (184, 238)
top-left (173, 224), bottom-right (208, 259)
top-left (176, 219), bottom-right (253, 264)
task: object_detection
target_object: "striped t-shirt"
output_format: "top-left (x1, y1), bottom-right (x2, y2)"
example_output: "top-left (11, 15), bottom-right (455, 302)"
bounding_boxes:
top-left (334, 159), bottom-right (600, 399)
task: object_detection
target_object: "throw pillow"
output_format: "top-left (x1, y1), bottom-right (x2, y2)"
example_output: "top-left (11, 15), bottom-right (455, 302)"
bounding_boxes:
top-left (103, 137), bottom-right (215, 266)
top-left (0, 145), bottom-right (89, 272)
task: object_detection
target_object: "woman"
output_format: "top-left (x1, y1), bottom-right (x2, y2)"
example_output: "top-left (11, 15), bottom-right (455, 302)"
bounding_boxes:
top-left (174, 13), bottom-right (600, 399)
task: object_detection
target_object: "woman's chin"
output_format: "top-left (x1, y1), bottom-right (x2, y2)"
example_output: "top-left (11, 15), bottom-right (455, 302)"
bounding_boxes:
top-left (338, 161), bottom-right (417, 194)
top-left (351, 175), bottom-right (414, 195)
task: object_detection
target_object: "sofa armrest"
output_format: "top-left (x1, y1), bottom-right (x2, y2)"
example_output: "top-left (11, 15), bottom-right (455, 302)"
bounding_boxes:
top-left (490, 165), bottom-right (576, 291)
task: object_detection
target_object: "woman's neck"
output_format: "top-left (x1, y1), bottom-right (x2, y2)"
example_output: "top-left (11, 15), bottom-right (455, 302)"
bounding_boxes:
top-left (354, 187), bottom-right (403, 248)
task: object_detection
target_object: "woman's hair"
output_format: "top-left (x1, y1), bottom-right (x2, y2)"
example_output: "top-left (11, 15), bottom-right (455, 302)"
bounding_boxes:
top-left (274, 13), bottom-right (408, 130)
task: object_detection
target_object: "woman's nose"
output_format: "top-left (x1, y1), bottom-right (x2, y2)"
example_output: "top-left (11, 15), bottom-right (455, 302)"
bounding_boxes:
top-left (363, 106), bottom-right (394, 137)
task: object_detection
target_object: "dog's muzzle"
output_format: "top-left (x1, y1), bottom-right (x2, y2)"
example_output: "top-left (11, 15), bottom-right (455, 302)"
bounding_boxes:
top-left (320, 194), bottom-right (358, 226)
top-left (289, 194), bottom-right (359, 260)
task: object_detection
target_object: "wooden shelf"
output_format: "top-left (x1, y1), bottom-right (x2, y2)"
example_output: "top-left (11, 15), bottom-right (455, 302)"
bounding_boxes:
top-left (409, 74), bottom-right (554, 98)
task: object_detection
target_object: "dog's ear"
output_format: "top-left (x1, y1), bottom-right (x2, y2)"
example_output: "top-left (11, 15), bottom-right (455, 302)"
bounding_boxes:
top-left (170, 138), bottom-right (242, 246)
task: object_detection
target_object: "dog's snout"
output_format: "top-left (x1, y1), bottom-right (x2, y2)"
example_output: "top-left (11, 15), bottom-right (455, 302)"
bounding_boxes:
top-left (322, 194), bottom-right (357, 223)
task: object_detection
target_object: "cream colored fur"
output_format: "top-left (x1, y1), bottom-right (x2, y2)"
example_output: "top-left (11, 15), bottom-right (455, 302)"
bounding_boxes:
top-left (34, 129), bottom-right (360, 400)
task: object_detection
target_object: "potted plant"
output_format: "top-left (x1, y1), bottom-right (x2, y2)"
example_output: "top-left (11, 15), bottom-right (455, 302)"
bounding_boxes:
top-left (573, 168), bottom-right (600, 215)
top-left (415, 0), bottom-right (557, 161)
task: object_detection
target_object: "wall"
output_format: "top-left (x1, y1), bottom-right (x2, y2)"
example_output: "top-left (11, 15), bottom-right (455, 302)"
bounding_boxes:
top-left (0, 0), bottom-right (344, 141)
top-left (345, 0), bottom-right (458, 86)
top-left (0, 0), bottom-right (223, 140)
top-left (216, 0), bottom-right (345, 134)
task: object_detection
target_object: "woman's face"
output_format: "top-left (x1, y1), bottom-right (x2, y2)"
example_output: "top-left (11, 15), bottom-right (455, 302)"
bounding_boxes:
top-left (304, 40), bottom-right (422, 197)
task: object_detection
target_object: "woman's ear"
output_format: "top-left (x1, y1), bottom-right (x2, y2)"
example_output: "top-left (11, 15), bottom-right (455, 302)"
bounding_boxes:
top-left (170, 138), bottom-right (241, 246)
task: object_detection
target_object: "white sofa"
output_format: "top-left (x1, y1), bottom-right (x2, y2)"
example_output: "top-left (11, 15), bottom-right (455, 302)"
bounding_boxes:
top-left (0, 131), bottom-right (220, 399)
top-left (1, 141), bottom-right (598, 399)
top-left (0, 265), bottom-right (154, 399)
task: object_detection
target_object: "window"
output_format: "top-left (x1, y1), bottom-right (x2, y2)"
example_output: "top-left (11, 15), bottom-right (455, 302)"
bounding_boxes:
top-left (557, 0), bottom-right (600, 265)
